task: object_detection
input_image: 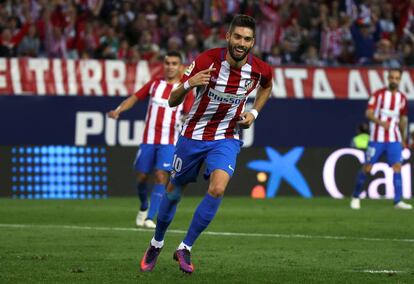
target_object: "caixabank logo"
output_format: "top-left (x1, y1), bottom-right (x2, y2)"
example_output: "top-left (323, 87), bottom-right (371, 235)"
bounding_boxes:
top-left (247, 147), bottom-right (312, 198)
top-left (246, 147), bottom-right (413, 199)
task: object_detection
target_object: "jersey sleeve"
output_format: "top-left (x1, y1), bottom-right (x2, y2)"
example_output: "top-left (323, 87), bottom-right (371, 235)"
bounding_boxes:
top-left (180, 51), bottom-right (211, 83)
top-left (400, 94), bottom-right (408, 116)
top-left (259, 63), bottom-right (273, 88)
top-left (133, 79), bottom-right (154, 100)
top-left (367, 91), bottom-right (379, 110)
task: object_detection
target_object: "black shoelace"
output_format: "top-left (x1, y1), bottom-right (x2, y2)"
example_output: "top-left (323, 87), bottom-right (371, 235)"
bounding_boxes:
top-left (182, 249), bottom-right (191, 264)
top-left (146, 247), bottom-right (160, 263)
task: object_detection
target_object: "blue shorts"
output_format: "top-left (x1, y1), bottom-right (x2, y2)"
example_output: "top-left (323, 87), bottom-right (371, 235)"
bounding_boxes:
top-left (134, 144), bottom-right (175, 173)
top-left (170, 136), bottom-right (243, 186)
top-left (365, 142), bottom-right (402, 166)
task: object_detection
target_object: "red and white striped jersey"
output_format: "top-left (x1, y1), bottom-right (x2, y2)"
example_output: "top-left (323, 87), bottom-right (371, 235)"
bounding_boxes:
top-left (367, 87), bottom-right (408, 142)
top-left (134, 78), bottom-right (193, 145)
top-left (320, 28), bottom-right (347, 59)
top-left (180, 48), bottom-right (273, 141)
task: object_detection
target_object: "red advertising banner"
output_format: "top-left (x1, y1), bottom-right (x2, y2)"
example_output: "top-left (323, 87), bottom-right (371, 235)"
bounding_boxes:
top-left (0, 58), bottom-right (413, 99)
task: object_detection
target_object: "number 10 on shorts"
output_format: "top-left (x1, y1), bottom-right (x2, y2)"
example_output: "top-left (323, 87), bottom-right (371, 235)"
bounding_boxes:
top-left (173, 154), bottom-right (183, 172)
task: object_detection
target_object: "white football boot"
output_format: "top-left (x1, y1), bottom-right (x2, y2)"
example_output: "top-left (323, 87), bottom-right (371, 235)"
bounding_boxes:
top-left (136, 209), bottom-right (148, 227)
top-left (144, 219), bottom-right (156, 228)
top-left (394, 201), bottom-right (413, 210)
top-left (350, 197), bottom-right (361, 210)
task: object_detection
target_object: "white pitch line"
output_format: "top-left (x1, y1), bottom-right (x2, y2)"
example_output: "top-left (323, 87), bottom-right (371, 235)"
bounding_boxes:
top-left (0, 223), bottom-right (414, 244)
top-left (361, 270), bottom-right (408, 274)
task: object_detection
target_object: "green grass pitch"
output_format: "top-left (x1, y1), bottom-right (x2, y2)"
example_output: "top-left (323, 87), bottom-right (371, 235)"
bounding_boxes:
top-left (0, 197), bottom-right (413, 283)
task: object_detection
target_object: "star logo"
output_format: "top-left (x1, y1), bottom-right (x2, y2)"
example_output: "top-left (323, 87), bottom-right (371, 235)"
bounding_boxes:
top-left (247, 147), bottom-right (312, 198)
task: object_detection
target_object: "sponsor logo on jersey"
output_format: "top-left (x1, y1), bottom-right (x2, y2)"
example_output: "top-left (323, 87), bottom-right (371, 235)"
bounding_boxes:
top-left (184, 61), bottom-right (195, 76)
top-left (207, 88), bottom-right (245, 105)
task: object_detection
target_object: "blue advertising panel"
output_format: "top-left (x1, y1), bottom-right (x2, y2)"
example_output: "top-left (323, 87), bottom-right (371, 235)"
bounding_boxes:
top-left (1, 145), bottom-right (412, 199)
top-left (1, 96), bottom-right (405, 147)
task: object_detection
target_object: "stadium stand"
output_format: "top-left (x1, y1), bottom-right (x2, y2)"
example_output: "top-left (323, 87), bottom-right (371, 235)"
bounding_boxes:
top-left (1, 0), bottom-right (414, 67)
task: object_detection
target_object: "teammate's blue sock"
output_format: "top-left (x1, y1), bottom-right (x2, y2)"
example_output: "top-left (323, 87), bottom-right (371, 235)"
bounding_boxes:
top-left (154, 193), bottom-right (179, 242)
top-left (147, 184), bottom-right (165, 220)
top-left (393, 172), bottom-right (403, 204)
top-left (183, 193), bottom-right (222, 247)
top-left (352, 171), bottom-right (367, 198)
top-left (137, 183), bottom-right (148, 211)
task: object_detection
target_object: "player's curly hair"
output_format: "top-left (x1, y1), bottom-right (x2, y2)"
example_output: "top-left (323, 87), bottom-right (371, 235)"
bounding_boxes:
top-left (229, 14), bottom-right (256, 37)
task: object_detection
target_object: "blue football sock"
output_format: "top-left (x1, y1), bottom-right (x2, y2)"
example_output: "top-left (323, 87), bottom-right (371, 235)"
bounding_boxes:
top-left (352, 171), bottom-right (367, 198)
top-left (393, 172), bottom-right (402, 204)
top-left (183, 193), bottom-right (222, 247)
top-left (147, 184), bottom-right (165, 220)
top-left (154, 192), bottom-right (179, 242)
top-left (137, 182), bottom-right (148, 211)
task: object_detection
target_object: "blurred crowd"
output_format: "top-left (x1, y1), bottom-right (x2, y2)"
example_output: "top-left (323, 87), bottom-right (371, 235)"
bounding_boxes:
top-left (1, 0), bottom-right (414, 67)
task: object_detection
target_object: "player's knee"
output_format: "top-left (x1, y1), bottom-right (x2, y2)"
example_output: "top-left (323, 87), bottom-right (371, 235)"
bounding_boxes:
top-left (154, 170), bottom-right (168, 184)
top-left (392, 163), bottom-right (402, 172)
top-left (166, 183), bottom-right (182, 201)
top-left (136, 172), bottom-right (148, 183)
top-left (208, 185), bottom-right (226, 198)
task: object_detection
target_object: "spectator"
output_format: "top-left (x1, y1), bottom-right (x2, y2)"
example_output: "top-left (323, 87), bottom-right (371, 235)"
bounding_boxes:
top-left (204, 26), bottom-right (226, 50)
top-left (302, 45), bottom-right (324, 66)
top-left (64, 4), bottom-right (80, 59)
top-left (128, 45), bottom-right (141, 64)
top-left (350, 20), bottom-right (380, 65)
top-left (99, 26), bottom-right (119, 59)
top-left (0, 21), bottom-right (30, 57)
top-left (281, 18), bottom-right (304, 63)
top-left (183, 33), bottom-right (200, 64)
top-left (373, 38), bottom-right (400, 68)
top-left (401, 41), bottom-right (414, 66)
top-left (117, 39), bottom-right (129, 60)
top-left (266, 44), bottom-right (282, 66)
top-left (17, 24), bottom-right (40, 57)
top-left (46, 26), bottom-right (67, 58)
top-left (256, 1), bottom-right (279, 54)
top-left (118, 1), bottom-right (135, 28)
top-left (138, 30), bottom-right (160, 62)
top-left (0, 0), bottom-right (413, 67)
top-left (320, 17), bottom-right (346, 65)
top-left (379, 3), bottom-right (395, 39)
top-left (296, 0), bottom-right (316, 31)
top-left (146, 14), bottom-right (161, 46)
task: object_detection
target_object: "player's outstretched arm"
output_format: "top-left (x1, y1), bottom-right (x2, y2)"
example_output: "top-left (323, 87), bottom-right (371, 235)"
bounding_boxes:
top-left (169, 67), bottom-right (215, 107)
top-left (237, 83), bottom-right (273, 129)
top-left (107, 95), bottom-right (138, 120)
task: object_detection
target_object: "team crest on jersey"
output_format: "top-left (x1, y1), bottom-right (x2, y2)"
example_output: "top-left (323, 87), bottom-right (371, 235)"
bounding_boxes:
top-left (184, 61), bottom-right (195, 76)
top-left (244, 79), bottom-right (255, 91)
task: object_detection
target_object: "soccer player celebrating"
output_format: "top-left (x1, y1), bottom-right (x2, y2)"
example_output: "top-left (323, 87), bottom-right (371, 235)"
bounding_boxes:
top-left (140, 14), bottom-right (273, 273)
top-left (350, 69), bottom-right (412, 210)
top-left (107, 51), bottom-right (193, 228)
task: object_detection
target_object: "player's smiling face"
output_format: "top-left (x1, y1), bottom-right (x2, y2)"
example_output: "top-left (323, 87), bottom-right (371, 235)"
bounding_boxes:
top-left (164, 56), bottom-right (181, 80)
top-left (226, 26), bottom-right (255, 62)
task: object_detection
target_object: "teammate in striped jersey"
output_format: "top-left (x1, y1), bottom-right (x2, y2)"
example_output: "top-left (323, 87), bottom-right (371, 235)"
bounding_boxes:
top-left (350, 68), bottom-right (412, 210)
top-left (107, 51), bottom-right (193, 228)
top-left (140, 15), bottom-right (273, 274)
